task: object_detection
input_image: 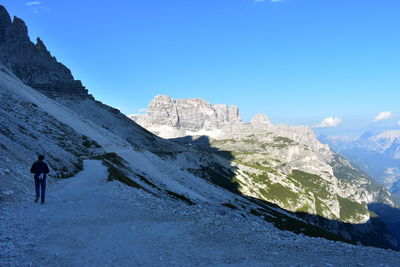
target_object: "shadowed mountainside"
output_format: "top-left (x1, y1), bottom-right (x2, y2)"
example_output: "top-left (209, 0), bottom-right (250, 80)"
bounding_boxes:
top-left (165, 135), bottom-right (399, 250)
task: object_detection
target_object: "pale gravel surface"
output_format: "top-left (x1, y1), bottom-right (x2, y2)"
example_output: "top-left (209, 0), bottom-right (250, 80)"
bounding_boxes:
top-left (1, 160), bottom-right (400, 267)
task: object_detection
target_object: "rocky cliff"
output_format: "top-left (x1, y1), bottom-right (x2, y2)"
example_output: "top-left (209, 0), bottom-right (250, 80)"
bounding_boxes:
top-left (0, 5), bottom-right (90, 99)
top-left (130, 95), bottom-right (240, 135)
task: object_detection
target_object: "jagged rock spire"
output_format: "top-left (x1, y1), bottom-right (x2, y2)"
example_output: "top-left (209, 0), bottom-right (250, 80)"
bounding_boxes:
top-left (0, 5), bottom-right (11, 42)
top-left (5, 16), bottom-right (30, 42)
top-left (0, 5), bottom-right (92, 99)
top-left (35, 37), bottom-right (50, 55)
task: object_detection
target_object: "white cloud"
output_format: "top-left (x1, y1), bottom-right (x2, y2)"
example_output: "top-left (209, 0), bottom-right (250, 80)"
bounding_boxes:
top-left (25, 1), bottom-right (40, 6)
top-left (25, 1), bottom-right (50, 14)
top-left (313, 117), bottom-right (343, 128)
top-left (397, 121), bottom-right (400, 126)
top-left (373, 111), bottom-right (393, 122)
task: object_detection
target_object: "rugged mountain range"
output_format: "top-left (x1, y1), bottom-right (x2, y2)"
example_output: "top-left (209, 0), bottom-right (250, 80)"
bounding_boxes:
top-left (131, 96), bottom-right (393, 223)
top-left (0, 4), bottom-right (398, 251)
top-left (320, 131), bottom-right (400, 203)
top-left (131, 95), bottom-right (399, 247)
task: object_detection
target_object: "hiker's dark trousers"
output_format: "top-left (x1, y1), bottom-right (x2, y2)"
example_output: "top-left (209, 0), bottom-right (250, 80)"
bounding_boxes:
top-left (34, 178), bottom-right (46, 203)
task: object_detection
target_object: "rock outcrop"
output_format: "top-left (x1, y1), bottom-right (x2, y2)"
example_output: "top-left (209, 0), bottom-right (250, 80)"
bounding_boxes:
top-left (0, 5), bottom-right (91, 99)
top-left (130, 95), bottom-right (241, 133)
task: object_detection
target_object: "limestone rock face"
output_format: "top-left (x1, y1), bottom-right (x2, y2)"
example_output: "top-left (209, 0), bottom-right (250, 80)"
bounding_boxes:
top-left (5, 16), bottom-right (30, 42)
top-left (0, 6), bottom-right (11, 42)
top-left (130, 95), bottom-right (241, 134)
top-left (228, 105), bottom-right (240, 122)
top-left (0, 5), bottom-right (91, 99)
top-left (147, 95), bottom-right (179, 127)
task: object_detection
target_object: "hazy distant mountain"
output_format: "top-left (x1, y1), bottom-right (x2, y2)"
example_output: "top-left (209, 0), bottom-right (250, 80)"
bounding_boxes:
top-left (319, 131), bottom-right (400, 202)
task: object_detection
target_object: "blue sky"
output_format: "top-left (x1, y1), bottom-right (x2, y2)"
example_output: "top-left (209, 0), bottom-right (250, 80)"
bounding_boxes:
top-left (3, 0), bottom-right (400, 136)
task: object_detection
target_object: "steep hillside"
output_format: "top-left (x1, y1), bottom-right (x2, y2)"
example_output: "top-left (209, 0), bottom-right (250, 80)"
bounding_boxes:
top-left (1, 67), bottom-right (365, 250)
top-left (1, 4), bottom-right (398, 255)
top-left (0, 68), bottom-right (98, 198)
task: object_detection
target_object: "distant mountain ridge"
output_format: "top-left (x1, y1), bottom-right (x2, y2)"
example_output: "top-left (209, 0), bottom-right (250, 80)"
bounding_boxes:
top-left (320, 130), bottom-right (400, 201)
top-left (321, 130), bottom-right (400, 158)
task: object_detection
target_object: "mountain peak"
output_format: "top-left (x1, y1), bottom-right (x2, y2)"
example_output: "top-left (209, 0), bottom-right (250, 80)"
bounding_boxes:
top-left (0, 5), bottom-right (11, 42)
top-left (130, 95), bottom-right (241, 135)
top-left (250, 113), bottom-right (272, 125)
top-left (35, 37), bottom-right (50, 55)
top-left (6, 16), bottom-right (30, 42)
top-left (154, 94), bottom-right (173, 101)
top-left (374, 130), bottom-right (400, 140)
top-left (0, 5), bottom-right (92, 99)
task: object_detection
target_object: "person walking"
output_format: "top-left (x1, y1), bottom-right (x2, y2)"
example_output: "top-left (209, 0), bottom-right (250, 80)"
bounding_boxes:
top-left (30, 155), bottom-right (50, 204)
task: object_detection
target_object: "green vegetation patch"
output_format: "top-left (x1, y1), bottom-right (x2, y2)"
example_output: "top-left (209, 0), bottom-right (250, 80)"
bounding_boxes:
top-left (337, 196), bottom-right (368, 222)
top-left (368, 210), bottom-right (379, 218)
top-left (92, 153), bottom-right (124, 166)
top-left (82, 135), bottom-right (102, 148)
top-left (259, 183), bottom-right (300, 206)
top-left (91, 153), bottom-right (198, 208)
top-left (288, 170), bottom-right (331, 199)
top-left (106, 164), bottom-right (143, 189)
top-left (53, 159), bottom-right (84, 179)
top-left (273, 136), bottom-right (295, 144)
top-left (295, 203), bottom-right (313, 213)
top-left (252, 173), bottom-right (269, 183)
top-left (189, 163), bottom-right (240, 194)
top-left (248, 203), bottom-right (352, 245)
top-left (234, 158), bottom-right (279, 175)
top-left (91, 153), bottom-right (150, 192)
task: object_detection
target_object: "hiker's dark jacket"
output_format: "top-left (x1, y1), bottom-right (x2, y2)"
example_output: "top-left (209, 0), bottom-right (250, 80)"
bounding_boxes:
top-left (30, 161), bottom-right (50, 180)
